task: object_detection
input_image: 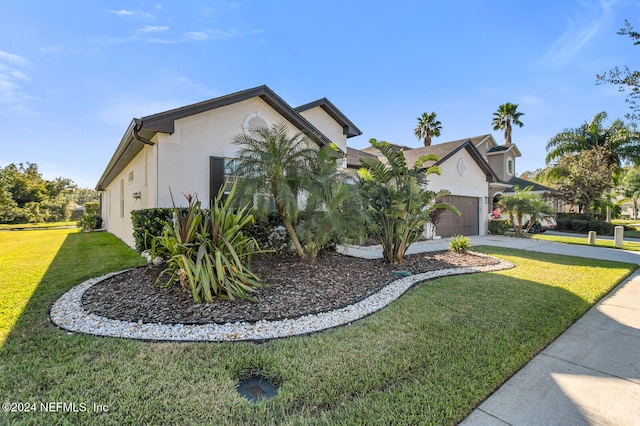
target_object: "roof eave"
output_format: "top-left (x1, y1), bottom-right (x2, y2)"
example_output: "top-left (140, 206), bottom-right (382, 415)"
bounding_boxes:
top-left (96, 120), bottom-right (147, 191)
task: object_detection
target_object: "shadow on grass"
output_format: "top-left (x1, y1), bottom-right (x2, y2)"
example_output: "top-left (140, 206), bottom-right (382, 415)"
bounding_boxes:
top-left (0, 231), bottom-right (144, 353)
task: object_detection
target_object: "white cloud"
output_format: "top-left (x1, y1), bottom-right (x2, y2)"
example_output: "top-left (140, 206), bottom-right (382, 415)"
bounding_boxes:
top-left (138, 25), bottom-right (170, 33)
top-left (0, 51), bottom-right (36, 115)
top-left (0, 50), bottom-right (29, 66)
top-left (184, 31), bottom-right (209, 41)
top-left (539, 0), bottom-right (617, 67)
top-left (109, 9), bottom-right (134, 16)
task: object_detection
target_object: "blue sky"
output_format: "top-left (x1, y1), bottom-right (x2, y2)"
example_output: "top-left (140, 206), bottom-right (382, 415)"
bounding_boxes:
top-left (1, 0), bottom-right (639, 188)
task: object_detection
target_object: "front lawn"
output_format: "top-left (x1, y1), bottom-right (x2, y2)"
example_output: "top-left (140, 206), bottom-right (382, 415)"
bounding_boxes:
top-left (0, 230), bottom-right (635, 425)
top-left (0, 221), bottom-right (77, 230)
top-left (531, 233), bottom-right (640, 252)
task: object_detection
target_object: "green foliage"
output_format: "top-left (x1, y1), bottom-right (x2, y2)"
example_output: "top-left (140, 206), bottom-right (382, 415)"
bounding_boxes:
top-left (488, 219), bottom-right (510, 235)
top-left (77, 214), bottom-right (97, 232)
top-left (414, 112), bottom-right (442, 146)
top-left (232, 122), bottom-right (363, 261)
top-left (297, 144), bottom-right (366, 259)
top-left (242, 212), bottom-right (292, 254)
top-left (569, 219), bottom-right (589, 232)
top-left (449, 235), bottom-right (471, 253)
top-left (545, 111), bottom-right (640, 167)
top-left (152, 182), bottom-right (266, 302)
top-left (555, 216), bottom-right (616, 235)
top-left (359, 138), bottom-right (457, 263)
top-left (498, 186), bottom-right (555, 237)
top-left (84, 201), bottom-right (100, 216)
top-left (550, 147), bottom-right (615, 215)
top-left (0, 162), bottom-right (95, 224)
top-left (492, 102), bottom-right (524, 145)
top-left (131, 208), bottom-right (174, 252)
top-left (620, 167), bottom-right (640, 219)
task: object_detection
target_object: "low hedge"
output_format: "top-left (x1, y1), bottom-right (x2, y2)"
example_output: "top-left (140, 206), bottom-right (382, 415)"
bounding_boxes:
top-left (131, 208), bottom-right (173, 252)
top-left (488, 219), bottom-right (510, 235)
top-left (555, 217), bottom-right (617, 236)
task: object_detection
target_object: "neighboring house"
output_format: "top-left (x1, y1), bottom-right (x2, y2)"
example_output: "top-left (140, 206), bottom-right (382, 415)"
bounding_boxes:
top-left (352, 137), bottom-right (498, 237)
top-left (96, 85), bottom-right (361, 247)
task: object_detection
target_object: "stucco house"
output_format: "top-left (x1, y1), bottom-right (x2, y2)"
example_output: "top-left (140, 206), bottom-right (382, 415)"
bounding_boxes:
top-left (96, 85), bottom-right (361, 247)
top-left (352, 137), bottom-right (498, 237)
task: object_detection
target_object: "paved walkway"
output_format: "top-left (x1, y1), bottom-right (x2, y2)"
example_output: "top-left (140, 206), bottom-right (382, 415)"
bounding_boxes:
top-left (341, 235), bottom-right (640, 425)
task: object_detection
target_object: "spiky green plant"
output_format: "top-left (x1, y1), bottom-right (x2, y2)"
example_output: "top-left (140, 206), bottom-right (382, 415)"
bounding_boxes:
top-left (359, 138), bottom-right (458, 263)
top-left (152, 181), bottom-right (266, 302)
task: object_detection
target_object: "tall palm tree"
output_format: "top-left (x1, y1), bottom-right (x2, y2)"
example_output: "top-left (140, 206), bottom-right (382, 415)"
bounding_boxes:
top-left (414, 112), bottom-right (442, 146)
top-left (492, 102), bottom-right (524, 145)
top-left (545, 111), bottom-right (640, 168)
top-left (232, 122), bottom-right (316, 260)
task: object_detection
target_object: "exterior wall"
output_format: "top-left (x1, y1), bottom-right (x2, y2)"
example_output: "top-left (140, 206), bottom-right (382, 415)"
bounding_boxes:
top-left (155, 97), bottom-right (312, 209)
top-left (298, 106), bottom-right (347, 153)
top-left (427, 149), bottom-right (490, 236)
top-left (101, 144), bottom-right (157, 247)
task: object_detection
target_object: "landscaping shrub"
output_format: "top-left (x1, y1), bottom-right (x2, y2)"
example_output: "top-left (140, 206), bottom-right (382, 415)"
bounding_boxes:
top-left (131, 208), bottom-right (174, 252)
top-left (587, 220), bottom-right (614, 235)
top-left (488, 219), bottom-right (510, 235)
top-left (449, 235), bottom-right (471, 253)
top-left (556, 217), bottom-right (571, 231)
top-left (569, 219), bottom-right (589, 232)
top-left (152, 182), bottom-right (266, 302)
top-left (243, 212), bottom-right (292, 254)
top-left (77, 214), bottom-right (97, 232)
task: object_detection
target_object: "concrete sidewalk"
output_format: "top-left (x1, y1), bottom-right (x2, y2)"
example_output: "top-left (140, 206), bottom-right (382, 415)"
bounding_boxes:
top-left (341, 236), bottom-right (640, 425)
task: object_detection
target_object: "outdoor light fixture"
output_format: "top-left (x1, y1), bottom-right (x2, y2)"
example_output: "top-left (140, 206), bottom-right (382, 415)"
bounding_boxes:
top-left (132, 191), bottom-right (142, 200)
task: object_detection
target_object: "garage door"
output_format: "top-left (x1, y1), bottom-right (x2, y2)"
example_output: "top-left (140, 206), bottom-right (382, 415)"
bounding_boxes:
top-left (435, 196), bottom-right (479, 237)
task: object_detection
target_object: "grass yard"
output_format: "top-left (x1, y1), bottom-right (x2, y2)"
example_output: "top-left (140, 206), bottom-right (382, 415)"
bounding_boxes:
top-left (531, 233), bottom-right (640, 252)
top-left (611, 219), bottom-right (640, 238)
top-left (0, 230), bottom-right (636, 425)
top-left (0, 221), bottom-right (77, 230)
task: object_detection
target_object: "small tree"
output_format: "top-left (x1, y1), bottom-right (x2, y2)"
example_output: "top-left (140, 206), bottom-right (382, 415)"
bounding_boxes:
top-left (232, 122), bottom-right (316, 260)
top-left (233, 122), bottom-right (364, 261)
top-left (297, 145), bottom-right (365, 260)
top-left (620, 167), bottom-right (640, 219)
top-left (359, 138), bottom-right (456, 263)
top-left (549, 147), bottom-right (615, 216)
top-left (498, 186), bottom-right (555, 237)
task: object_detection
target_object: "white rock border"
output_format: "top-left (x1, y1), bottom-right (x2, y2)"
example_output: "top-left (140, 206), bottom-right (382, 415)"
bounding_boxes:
top-left (50, 253), bottom-right (513, 342)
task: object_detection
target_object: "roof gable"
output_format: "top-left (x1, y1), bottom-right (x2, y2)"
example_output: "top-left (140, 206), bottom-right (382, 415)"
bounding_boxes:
top-left (295, 98), bottom-right (362, 138)
top-left (97, 85), bottom-right (359, 190)
top-left (137, 85), bottom-right (333, 146)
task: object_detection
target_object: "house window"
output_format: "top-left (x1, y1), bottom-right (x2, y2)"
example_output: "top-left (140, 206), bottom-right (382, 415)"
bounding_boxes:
top-left (128, 171), bottom-right (134, 183)
top-left (209, 156), bottom-right (274, 209)
top-left (507, 158), bottom-right (514, 175)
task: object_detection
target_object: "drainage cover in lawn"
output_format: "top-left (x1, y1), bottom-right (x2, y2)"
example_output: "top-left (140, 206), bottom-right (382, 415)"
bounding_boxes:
top-left (237, 376), bottom-right (278, 403)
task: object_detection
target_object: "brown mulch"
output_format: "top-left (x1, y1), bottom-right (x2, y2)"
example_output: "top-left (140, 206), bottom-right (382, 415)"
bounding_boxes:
top-left (81, 250), bottom-right (499, 325)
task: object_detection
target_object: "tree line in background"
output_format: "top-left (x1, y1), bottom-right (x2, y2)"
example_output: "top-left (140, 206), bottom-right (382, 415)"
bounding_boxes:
top-left (0, 163), bottom-right (98, 224)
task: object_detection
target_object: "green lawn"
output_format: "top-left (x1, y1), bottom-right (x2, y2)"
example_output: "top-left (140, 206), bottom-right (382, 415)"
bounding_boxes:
top-left (611, 219), bottom-right (640, 238)
top-left (0, 230), bottom-right (636, 425)
top-left (531, 233), bottom-right (640, 251)
top-left (0, 221), bottom-right (77, 230)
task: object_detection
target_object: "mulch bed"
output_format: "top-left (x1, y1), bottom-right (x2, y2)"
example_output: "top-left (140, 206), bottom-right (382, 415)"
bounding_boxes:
top-left (82, 250), bottom-right (499, 325)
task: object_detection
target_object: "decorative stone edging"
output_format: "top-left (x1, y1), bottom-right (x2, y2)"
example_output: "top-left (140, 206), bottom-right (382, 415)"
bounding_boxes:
top-left (50, 254), bottom-right (513, 342)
